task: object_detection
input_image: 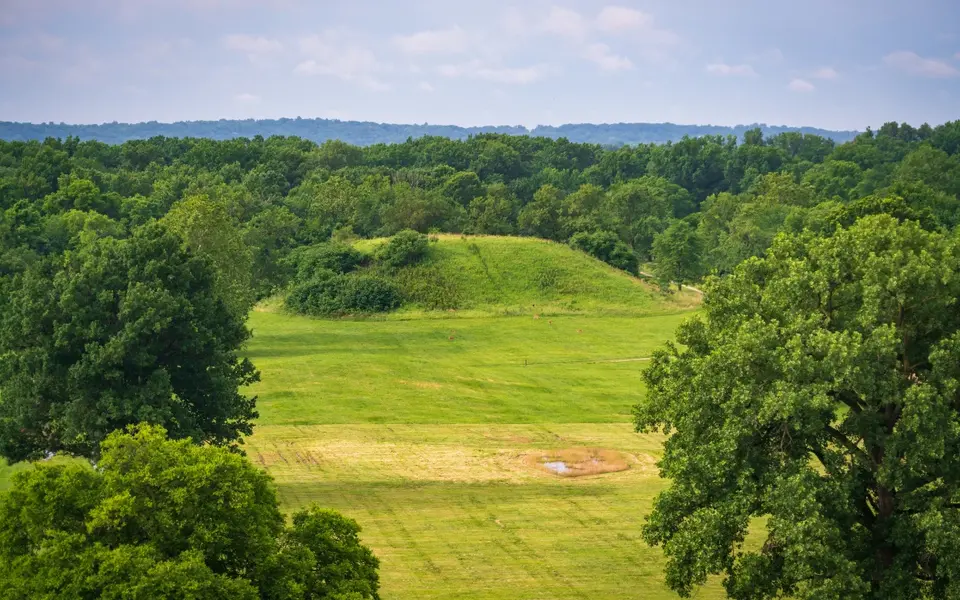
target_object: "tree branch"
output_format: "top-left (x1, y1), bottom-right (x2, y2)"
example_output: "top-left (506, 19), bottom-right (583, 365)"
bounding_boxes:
top-left (824, 425), bottom-right (873, 468)
top-left (830, 390), bottom-right (864, 414)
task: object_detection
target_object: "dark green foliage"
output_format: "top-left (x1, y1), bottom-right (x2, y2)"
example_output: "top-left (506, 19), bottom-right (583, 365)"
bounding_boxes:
top-left (569, 230), bottom-right (638, 274)
top-left (338, 275), bottom-right (402, 313)
top-left (441, 171), bottom-right (484, 207)
top-left (0, 425), bottom-right (380, 600)
top-left (287, 273), bottom-right (401, 316)
top-left (289, 242), bottom-right (367, 281)
top-left (375, 229), bottom-right (429, 269)
top-left (637, 216), bottom-right (960, 599)
top-left (1, 120), bottom-right (959, 316)
top-left (0, 224), bottom-right (259, 462)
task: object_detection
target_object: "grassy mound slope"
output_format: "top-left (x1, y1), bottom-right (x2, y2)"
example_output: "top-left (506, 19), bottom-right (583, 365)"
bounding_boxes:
top-left (353, 234), bottom-right (697, 317)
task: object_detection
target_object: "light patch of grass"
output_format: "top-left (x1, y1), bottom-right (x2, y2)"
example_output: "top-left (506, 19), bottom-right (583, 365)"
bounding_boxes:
top-left (247, 423), bottom-right (730, 600)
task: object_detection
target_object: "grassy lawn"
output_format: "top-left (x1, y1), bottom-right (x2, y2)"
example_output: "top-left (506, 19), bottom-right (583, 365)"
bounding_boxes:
top-left (244, 308), bottom-right (718, 599)
top-left (247, 311), bottom-right (690, 425)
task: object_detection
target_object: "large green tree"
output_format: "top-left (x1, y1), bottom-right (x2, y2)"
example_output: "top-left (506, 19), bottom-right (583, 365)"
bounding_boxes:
top-left (637, 215), bottom-right (960, 599)
top-left (0, 223), bottom-right (259, 462)
top-left (0, 424), bottom-right (380, 600)
top-left (162, 194), bottom-right (255, 317)
top-left (651, 219), bottom-right (702, 291)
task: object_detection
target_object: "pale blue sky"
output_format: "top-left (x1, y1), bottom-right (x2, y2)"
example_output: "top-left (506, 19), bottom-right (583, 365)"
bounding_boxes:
top-left (1, 0), bottom-right (958, 129)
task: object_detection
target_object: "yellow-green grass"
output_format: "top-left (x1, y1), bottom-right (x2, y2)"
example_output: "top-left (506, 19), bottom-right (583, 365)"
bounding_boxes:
top-left (244, 308), bottom-right (726, 599)
top-left (247, 423), bottom-right (718, 600)
top-left (247, 311), bottom-right (689, 425)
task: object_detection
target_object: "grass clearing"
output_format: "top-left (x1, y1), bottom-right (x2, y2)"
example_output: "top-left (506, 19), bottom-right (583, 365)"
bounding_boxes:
top-left (244, 304), bottom-right (713, 598)
top-left (2, 235), bottom-right (710, 598)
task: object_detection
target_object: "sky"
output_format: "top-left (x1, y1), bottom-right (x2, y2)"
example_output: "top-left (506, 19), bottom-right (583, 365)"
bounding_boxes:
top-left (1, 0), bottom-right (959, 130)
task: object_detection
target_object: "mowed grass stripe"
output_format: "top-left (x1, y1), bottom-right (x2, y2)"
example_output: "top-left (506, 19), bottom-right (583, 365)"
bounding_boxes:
top-left (246, 311), bottom-right (690, 426)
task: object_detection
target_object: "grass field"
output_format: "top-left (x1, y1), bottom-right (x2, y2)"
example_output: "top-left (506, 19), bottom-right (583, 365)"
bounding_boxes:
top-left (244, 309), bottom-right (724, 599)
top-left (1, 236), bottom-right (712, 598)
top-left (244, 237), bottom-right (717, 598)
top-left (241, 233), bottom-right (719, 598)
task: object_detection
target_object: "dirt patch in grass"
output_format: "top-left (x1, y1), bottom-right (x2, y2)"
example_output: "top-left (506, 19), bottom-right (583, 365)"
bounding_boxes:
top-left (525, 448), bottom-right (630, 478)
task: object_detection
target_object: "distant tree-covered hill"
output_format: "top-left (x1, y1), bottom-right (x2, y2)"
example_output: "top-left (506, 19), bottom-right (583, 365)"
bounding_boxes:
top-left (0, 117), bottom-right (859, 146)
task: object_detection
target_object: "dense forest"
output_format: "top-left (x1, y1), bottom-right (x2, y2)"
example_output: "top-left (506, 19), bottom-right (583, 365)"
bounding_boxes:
top-left (1, 120), bottom-right (957, 299)
top-left (0, 118), bottom-right (859, 146)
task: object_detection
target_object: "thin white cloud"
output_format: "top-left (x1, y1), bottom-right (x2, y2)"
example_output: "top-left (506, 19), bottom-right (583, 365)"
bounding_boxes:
top-left (234, 92), bottom-right (261, 104)
top-left (393, 26), bottom-right (469, 55)
top-left (541, 6), bottom-right (588, 40)
top-left (530, 5), bottom-right (678, 72)
top-left (706, 63), bottom-right (757, 77)
top-left (788, 78), bottom-right (815, 92)
top-left (296, 31), bottom-right (389, 91)
top-left (418, 81), bottom-right (435, 92)
top-left (222, 34), bottom-right (282, 58)
top-left (883, 51), bottom-right (959, 78)
top-left (595, 5), bottom-right (651, 33)
top-left (954, 51), bottom-right (960, 60)
top-left (811, 66), bottom-right (839, 80)
top-left (584, 43), bottom-right (632, 72)
top-left (437, 60), bottom-right (551, 84)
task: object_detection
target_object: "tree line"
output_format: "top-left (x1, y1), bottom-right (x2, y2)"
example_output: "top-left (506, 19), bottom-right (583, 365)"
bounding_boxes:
top-left (0, 118), bottom-right (859, 146)
top-left (2, 120), bottom-right (958, 298)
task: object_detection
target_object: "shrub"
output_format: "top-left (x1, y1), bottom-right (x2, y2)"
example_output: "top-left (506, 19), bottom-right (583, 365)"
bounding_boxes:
top-left (569, 230), bottom-right (638, 274)
top-left (286, 270), bottom-right (341, 315)
top-left (376, 229), bottom-right (429, 269)
top-left (286, 242), bottom-right (366, 283)
top-left (339, 275), bottom-right (403, 313)
top-left (287, 273), bottom-right (401, 316)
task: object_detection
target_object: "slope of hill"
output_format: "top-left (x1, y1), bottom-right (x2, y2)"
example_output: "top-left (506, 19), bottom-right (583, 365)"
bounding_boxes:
top-left (351, 234), bottom-right (699, 317)
top-left (0, 117), bottom-right (860, 146)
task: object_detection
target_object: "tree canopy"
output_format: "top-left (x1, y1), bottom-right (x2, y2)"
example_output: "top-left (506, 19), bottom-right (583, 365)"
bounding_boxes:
top-left (637, 215), bottom-right (960, 598)
top-left (0, 223), bottom-right (259, 462)
top-left (0, 424), bottom-right (380, 600)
